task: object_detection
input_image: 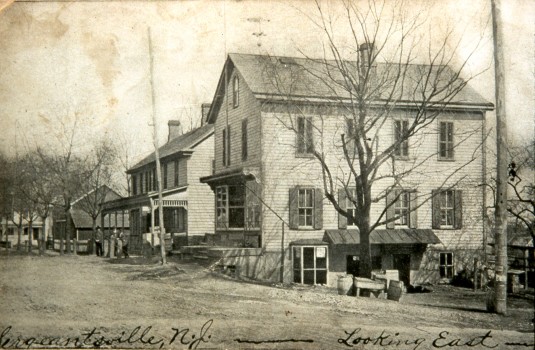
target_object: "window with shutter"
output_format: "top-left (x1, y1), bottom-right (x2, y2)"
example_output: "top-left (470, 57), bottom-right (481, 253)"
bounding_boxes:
top-left (394, 120), bottom-right (409, 158)
top-left (439, 121), bottom-right (454, 160)
top-left (433, 189), bottom-right (462, 229)
top-left (289, 187), bottom-right (323, 229)
top-left (297, 117), bottom-right (314, 156)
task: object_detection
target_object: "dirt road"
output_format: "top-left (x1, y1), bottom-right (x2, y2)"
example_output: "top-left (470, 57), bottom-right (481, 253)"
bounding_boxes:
top-left (0, 252), bottom-right (533, 349)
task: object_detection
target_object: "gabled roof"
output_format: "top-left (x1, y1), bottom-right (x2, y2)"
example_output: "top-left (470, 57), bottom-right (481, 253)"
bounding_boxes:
top-left (128, 124), bottom-right (214, 173)
top-left (207, 53), bottom-right (493, 123)
top-left (71, 185), bottom-right (121, 206)
top-left (70, 208), bottom-right (130, 229)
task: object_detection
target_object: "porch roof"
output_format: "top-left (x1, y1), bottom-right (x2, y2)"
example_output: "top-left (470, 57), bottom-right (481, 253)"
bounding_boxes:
top-left (200, 167), bottom-right (260, 187)
top-left (324, 229), bottom-right (441, 245)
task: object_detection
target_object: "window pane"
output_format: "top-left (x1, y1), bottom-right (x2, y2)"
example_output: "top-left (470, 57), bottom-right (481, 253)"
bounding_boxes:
top-left (293, 269), bottom-right (301, 283)
top-left (303, 270), bottom-right (315, 285)
top-left (303, 247), bottom-right (315, 268)
top-left (293, 247), bottom-right (301, 269)
top-left (229, 185), bottom-right (245, 206)
top-left (315, 270), bottom-right (327, 285)
top-left (439, 253), bottom-right (445, 265)
top-left (316, 256), bottom-right (326, 269)
top-left (228, 208), bottom-right (244, 228)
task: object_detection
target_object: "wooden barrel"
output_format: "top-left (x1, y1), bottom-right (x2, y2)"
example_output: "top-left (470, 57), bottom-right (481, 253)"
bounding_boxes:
top-left (337, 275), bottom-right (354, 296)
top-left (387, 280), bottom-right (404, 301)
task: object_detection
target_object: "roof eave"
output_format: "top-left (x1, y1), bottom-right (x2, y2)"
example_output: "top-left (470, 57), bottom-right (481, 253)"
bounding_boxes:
top-left (255, 93), bottom-right (494, 111)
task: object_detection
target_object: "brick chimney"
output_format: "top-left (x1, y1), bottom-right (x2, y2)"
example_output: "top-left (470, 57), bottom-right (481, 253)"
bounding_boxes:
top-left (201, 103), bottom-right (211, 126)
top-left (359, 42), bottom-right (374, 73)
top-left (168, 120), bottom-right (182, 142)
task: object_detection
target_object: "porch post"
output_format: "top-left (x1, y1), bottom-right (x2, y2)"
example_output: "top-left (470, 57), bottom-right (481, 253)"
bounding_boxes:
top-left (150, 198), bottom-right (155, 248)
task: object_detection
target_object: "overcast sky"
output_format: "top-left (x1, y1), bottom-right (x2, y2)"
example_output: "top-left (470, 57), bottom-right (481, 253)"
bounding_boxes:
top-left (0, 0), bottom-right (533, 163)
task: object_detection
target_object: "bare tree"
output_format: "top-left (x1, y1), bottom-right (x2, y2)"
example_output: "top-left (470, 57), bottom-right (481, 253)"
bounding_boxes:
top-left (0, 152), bottom-right (14, 246)
top-left (35, 116), bottom-right (86, 255)
top-left (264, 0), bottom-right (489, 278)
top-left (17, 151), bottom-right (60, 255)
top-left (76, 139), bottom-right (117, 254)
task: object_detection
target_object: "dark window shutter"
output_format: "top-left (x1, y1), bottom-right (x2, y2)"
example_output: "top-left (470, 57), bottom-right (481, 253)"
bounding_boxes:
top-left (222, 129), bottom-right (226, 166)
top-left (454, 190), bottom-right (463, 229)
top-left (386, 190), bottom-right (396, 229)
top-left (227, 125), bottom-right (231, 166)
top-left (289, 187), bottom-right (299, 230)
top-left (306, 118), bottom-right (314, 153)
top-left (242, 119), bottom-right (248, 161)
top-left (314, 188), bottom-right (323, 229)
top-left (409, 191), bottom-right (418, 229)
top-left (297, 117), bottom-right (305, 153)
top-left (432, 190), bottom-right (441, 229)
top-left (338, 189), bottom-right (347, 229)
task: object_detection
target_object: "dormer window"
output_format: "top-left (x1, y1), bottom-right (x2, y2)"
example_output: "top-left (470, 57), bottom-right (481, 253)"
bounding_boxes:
top-left (232, 75), bottom-right (239, 108)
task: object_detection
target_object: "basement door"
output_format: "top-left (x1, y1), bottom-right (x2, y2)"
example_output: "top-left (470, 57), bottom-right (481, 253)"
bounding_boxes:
top-left (393, 254), bottom-right (411, 287)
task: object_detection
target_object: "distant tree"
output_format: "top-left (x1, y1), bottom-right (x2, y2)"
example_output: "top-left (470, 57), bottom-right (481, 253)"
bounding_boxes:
top-left (0, 153), bottom-right (14, 245)
top-left (506, 141), bottom-right (534, 243)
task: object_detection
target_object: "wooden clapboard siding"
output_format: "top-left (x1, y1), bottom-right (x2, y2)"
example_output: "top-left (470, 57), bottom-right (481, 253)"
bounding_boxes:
top-left (259, 105), bottom-right (486, 251)
top-left (186, 133), bottom-right (215, 237)
top-left (213, 68), bottom-right (262, 173)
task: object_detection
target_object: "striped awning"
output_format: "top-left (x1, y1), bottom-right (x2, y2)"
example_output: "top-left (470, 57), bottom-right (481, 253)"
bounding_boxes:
top-left (152, 190), bottom-right (188, 208)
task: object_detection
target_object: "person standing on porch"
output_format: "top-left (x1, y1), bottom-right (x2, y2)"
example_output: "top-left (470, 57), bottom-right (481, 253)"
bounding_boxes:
top-left (95, 227), bottom-right (103, 257)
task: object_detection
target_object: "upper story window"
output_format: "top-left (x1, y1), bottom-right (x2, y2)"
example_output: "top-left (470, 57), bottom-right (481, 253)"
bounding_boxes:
top-left (163, 163), bottom-right (168, 190)
top-left (432, 189), bottom-right (462, 229)
top-left (242, 119), bottom-right (248, 161)
top-left (394, 120), bottom-right (409, 158)
top-left (439, 121), bottom-right (454, 160)
top-left (232, 75), bottom-right (239, 108)
top-left (132, 175), bottom-right (138, 196)
top-left (216, 185), bottom-right (245, 229)
top-left (345, 118), bottom-right (356, 157)
top-left (174, 160), bottom-right (179, 187)
top-left (289, 186), bottom-right (323, 230)
top-left (297, 116), bottom-right (314, 156)
top-left (222, 126), bottom-right (231, 166)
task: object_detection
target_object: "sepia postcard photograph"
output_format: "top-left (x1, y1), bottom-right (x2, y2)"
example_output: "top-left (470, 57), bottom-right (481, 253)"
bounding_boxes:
top-left (0, 0), bottom-right (533, 348)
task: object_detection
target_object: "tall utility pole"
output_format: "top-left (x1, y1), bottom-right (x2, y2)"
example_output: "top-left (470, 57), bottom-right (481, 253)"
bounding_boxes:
top-left (490, 0), bottom-right (507, 314)
top-left (148, 27), bottom-right (166, 264)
